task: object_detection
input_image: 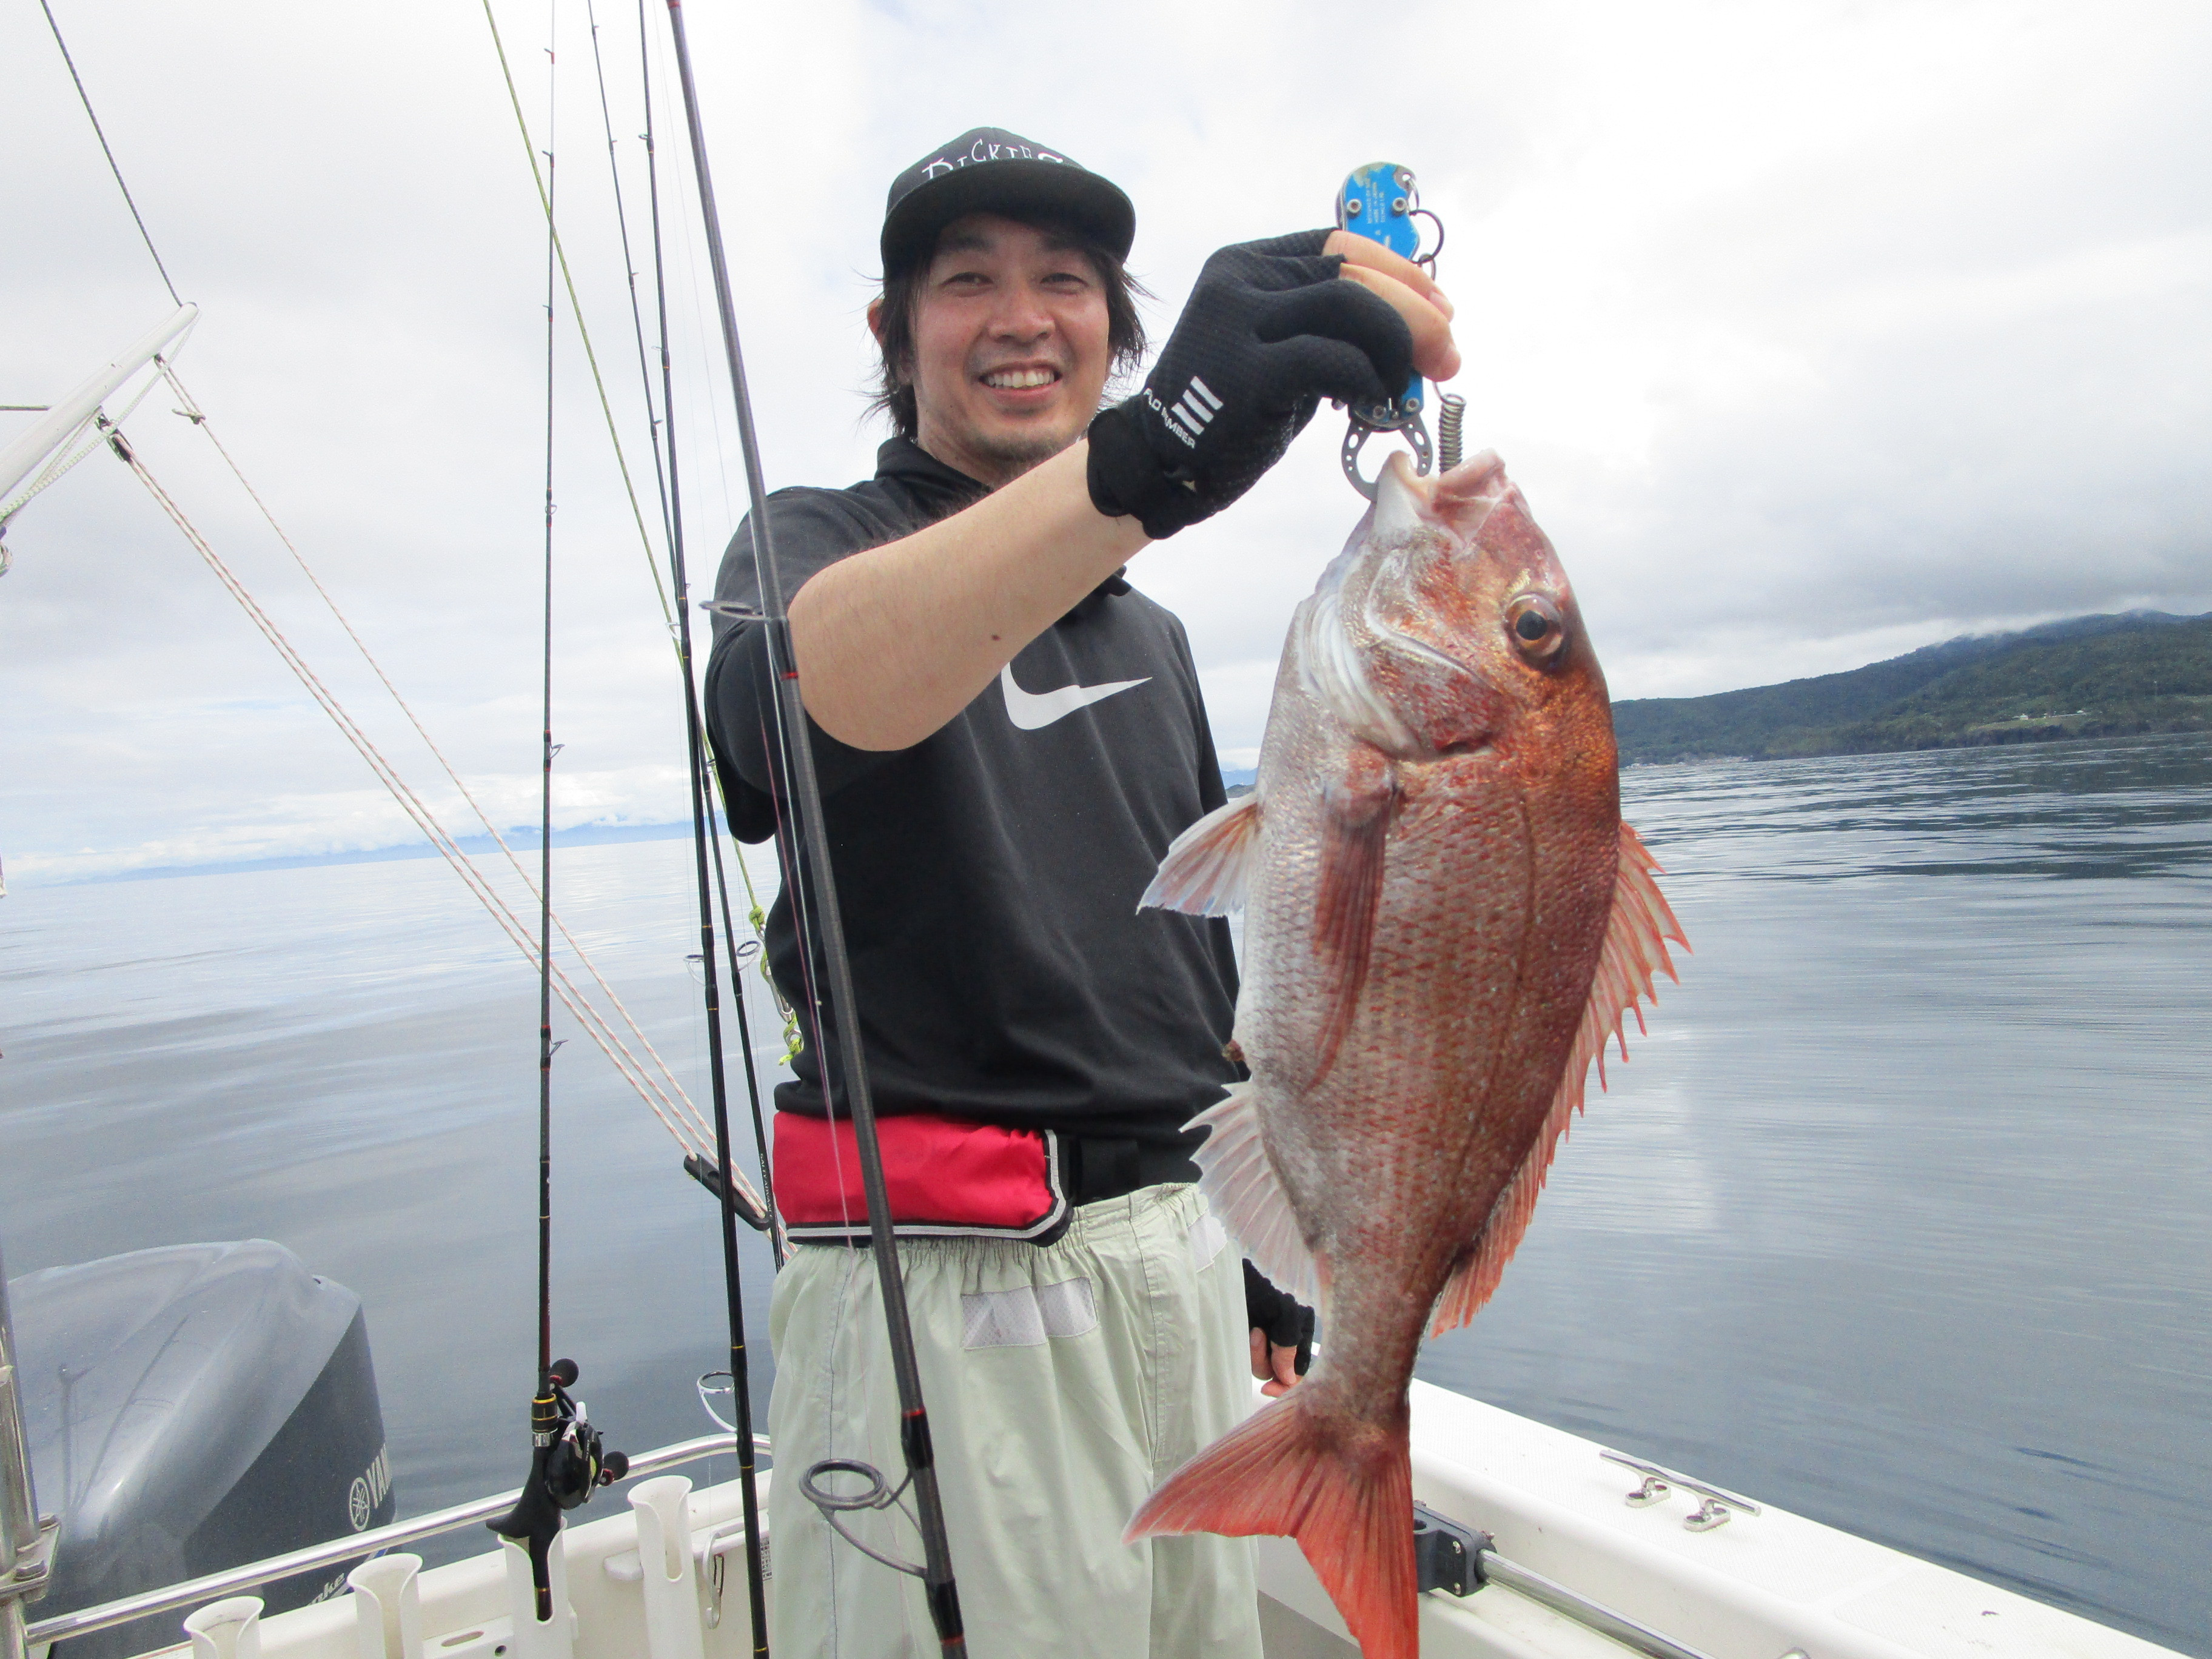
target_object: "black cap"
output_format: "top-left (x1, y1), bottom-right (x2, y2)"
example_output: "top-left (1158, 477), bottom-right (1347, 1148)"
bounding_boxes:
top-left (880, 127), bottom-right (1136, 277)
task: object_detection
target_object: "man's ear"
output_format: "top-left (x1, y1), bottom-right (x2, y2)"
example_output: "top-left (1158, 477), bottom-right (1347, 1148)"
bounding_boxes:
top-left (865, 295), bottom-right (888, 345)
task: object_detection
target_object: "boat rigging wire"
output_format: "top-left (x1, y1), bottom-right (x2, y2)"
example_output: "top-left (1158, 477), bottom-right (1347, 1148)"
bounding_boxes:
top-left (657, 3), bottom-right (966, 1651)
top-left (18, 0), bottom-right (773, 1213)
top-left (101, 409), bottom-right (763, 1214)
top-left (34, 0), bottom-right (182, 309)
top-left (153, 361), bottom-right (747, 1193)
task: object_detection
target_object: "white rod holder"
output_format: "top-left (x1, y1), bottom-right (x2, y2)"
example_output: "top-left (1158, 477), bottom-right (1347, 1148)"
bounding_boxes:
top-left (499, 1537), bottom-right (573, 1659)
top-left (347, 1553), bottom-right (423, 1659)
top-left (182, 1596), bottom-right (264, 1659)
top-left (628, 1478), bottom-right (705, 1659)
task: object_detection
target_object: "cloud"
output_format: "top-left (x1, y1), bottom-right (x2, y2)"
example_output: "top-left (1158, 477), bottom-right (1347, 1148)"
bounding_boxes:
top-left (4, 0), bottom-right (2207, 874)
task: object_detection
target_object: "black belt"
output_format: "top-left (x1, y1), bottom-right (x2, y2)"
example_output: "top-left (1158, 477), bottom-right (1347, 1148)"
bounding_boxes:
top-left (1059, 1134), bottom-right (1201, 1207)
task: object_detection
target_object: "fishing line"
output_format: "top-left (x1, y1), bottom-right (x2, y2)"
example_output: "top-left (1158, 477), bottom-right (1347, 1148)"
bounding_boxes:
top-left (110, 389), bottom-right (721, 1164)
top-left (35, 0), bottom-right (181, 308)
top-left (657, 5), bottom-right (965, 1651)
top-left (153, 358), bottom-right (729, 1167)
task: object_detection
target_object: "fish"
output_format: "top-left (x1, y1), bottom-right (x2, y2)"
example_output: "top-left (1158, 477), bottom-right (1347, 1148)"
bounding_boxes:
top-left (1126, 450), bottom-right (1686, 1658)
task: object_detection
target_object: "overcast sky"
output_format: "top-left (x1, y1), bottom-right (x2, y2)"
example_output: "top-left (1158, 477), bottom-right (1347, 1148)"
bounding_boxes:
top-left (3, 0), bottom-right (2207, 881)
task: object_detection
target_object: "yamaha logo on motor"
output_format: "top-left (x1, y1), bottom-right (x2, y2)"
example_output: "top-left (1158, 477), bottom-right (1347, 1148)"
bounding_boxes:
top-left (349, 1443), bottom-right (392, 1531)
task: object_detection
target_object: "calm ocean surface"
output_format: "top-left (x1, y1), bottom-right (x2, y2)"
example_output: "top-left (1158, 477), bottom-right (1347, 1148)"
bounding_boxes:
top-left (2, 735), bottom-right (2207, 1653)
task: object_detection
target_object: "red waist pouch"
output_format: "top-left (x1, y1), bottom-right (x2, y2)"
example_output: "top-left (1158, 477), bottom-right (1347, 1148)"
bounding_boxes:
top-left (773, 1111), bottom-right (1070, 1245)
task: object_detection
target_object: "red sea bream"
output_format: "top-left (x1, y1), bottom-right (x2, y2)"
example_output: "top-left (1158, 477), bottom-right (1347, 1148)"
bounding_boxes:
top-left (1127, 451), bottom-right (1687, 1658)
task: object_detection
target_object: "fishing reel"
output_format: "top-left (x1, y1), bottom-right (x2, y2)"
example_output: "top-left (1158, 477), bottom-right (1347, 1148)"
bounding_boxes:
top-left (488, 1358), bottom-right (629, 1619)
top-left (1334, 161), bottom-right (1466, 498)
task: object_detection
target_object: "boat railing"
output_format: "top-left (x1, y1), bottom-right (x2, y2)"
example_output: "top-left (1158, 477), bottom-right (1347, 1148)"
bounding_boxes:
top-left (18, 1432), bottom-right (769, 1653)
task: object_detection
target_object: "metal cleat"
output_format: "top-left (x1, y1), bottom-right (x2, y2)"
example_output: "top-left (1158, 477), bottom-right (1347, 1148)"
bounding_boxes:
top-left (1600, 1449), bottom-right (1762, 1532)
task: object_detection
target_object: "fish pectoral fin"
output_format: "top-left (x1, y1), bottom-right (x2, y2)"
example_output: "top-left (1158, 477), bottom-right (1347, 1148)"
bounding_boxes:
top-left (1140, 793), bottom-right (1264, 916)
top-left (1308, 760), bottom-right (1398, 1086)
top-left (1430, 820), bottom-right (1690, 1337)
top-left (1187, 1083), bottom-right (1322, 1310)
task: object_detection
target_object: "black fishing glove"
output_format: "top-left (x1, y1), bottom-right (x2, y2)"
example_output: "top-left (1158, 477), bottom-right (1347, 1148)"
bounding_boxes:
top-left (1088, 230), bottom-right (1414, 540)
top-left (1244, 1259), bottom-right (1315, 1378)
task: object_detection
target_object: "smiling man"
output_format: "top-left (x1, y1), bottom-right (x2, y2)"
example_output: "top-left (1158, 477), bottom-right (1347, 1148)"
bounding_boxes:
top-left (704, 127), bottom-right (1456, 1659)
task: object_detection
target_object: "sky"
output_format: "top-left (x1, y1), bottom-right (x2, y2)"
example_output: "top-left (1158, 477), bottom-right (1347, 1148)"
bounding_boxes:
top-left (2, 0), bottom-right (2207, 882)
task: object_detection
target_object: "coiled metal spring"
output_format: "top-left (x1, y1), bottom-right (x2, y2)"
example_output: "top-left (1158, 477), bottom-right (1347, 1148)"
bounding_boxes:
top-left (1436, 392), bottom-right (1467, 472)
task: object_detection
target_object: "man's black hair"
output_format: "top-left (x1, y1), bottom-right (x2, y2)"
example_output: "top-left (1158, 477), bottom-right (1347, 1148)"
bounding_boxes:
top-left (868, 216), bottom-right (1150, 441)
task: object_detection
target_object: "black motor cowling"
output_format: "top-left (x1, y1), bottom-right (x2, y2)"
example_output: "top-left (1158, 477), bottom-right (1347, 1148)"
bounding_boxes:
top-left (8, 1241), bottom-right (394, 1658)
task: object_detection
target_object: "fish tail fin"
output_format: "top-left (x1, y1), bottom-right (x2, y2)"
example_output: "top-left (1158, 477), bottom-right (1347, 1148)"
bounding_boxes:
top-left (1127, 1389), bottom-right (1415, 1659)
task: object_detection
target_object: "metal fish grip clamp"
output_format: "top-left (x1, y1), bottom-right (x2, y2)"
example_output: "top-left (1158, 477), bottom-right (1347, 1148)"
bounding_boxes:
top-left (1335, 162), bottom-right (1467, 496)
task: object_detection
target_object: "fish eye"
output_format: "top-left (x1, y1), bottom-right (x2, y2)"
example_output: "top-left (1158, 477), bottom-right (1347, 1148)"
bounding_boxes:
top-left (1504, 594), bottom-right (1566, 662)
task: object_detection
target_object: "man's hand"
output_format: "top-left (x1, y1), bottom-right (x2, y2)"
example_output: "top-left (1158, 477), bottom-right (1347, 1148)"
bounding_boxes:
top-left (1250, 1327), bottom-right (1304, 1398)
top-left (1087, 229), bottom-right (1460, 540)
top-left (1243, 1260), bottom-right (1315, 1398)
top-left (1327, 230), bottom-right (1459, 378)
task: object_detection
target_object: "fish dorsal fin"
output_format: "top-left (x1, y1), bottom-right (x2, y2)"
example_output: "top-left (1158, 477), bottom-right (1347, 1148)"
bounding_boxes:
top-left (1429, 820), bottom-right (1689, 1336)
top-left (1141, 793), bottom-right (1262, 916)
top-left (1187, 1083), bottom-right (1324, 1310)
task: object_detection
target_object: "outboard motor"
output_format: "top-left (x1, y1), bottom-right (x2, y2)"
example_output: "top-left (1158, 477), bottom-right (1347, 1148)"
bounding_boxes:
top-left (7, 1241), bottom-right (393, 1658)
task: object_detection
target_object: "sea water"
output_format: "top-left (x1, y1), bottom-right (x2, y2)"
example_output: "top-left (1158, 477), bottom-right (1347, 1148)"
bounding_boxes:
top-left (2, 734), bottom-right (2206, 1652)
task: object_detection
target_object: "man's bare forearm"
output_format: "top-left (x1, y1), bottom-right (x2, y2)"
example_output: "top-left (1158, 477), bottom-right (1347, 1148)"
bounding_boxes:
top-left (786, 441), bottom-right (1151, 750)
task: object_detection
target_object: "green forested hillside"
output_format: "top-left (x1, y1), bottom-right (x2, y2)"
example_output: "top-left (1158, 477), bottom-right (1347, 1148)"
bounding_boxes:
top-left (1614, 612), bottom-right (2212, 763)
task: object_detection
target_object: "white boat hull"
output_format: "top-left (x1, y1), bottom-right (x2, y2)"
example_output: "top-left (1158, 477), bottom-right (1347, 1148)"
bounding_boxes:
top-left (106, 1379), bottom-right (2178, 1659)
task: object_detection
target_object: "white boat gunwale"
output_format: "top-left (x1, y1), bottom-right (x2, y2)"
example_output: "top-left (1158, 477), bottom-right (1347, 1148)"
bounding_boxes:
top-left (16, 1381), bottom-right (2185, 1659)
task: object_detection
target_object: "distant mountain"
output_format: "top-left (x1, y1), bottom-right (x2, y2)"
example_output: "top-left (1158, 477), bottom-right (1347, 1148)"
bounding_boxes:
top-left (1614, 611), bottom-right (2212, 763)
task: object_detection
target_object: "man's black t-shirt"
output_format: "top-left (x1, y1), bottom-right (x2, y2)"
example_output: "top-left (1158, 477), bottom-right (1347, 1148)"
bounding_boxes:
top-left (703, 437), bottom-right (1240, 1167)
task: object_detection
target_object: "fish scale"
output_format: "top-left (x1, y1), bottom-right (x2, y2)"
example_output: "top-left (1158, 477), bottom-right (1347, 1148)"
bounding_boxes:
top-left (1127, 449), bottom-right (1687, 1659)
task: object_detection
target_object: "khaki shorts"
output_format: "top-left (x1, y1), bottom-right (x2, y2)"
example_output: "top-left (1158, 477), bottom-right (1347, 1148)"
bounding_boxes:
top-left (765, 1182), bottom-right (1262, 1659)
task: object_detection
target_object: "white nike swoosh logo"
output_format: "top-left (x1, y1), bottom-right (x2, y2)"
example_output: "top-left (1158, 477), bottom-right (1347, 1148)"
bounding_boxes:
top-left (999, 663), bottom-right (1151, 731)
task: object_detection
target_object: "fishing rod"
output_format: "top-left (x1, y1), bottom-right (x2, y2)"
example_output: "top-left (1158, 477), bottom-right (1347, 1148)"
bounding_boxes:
top-left (657, 4), bottom-right (967, 1654)
top-left (580, 0), bottom-right (780, 1240)
top-left (618, 0), bottom-right (776, 1652)
top-left (617, 0), bottom-right (779, 1245)
top-left (488, 49), bottom-right (626, 1623)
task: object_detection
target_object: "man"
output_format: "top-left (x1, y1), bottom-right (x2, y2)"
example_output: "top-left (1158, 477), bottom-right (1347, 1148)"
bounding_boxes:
top-left (705, 127), bottom-right (1457, 1659)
